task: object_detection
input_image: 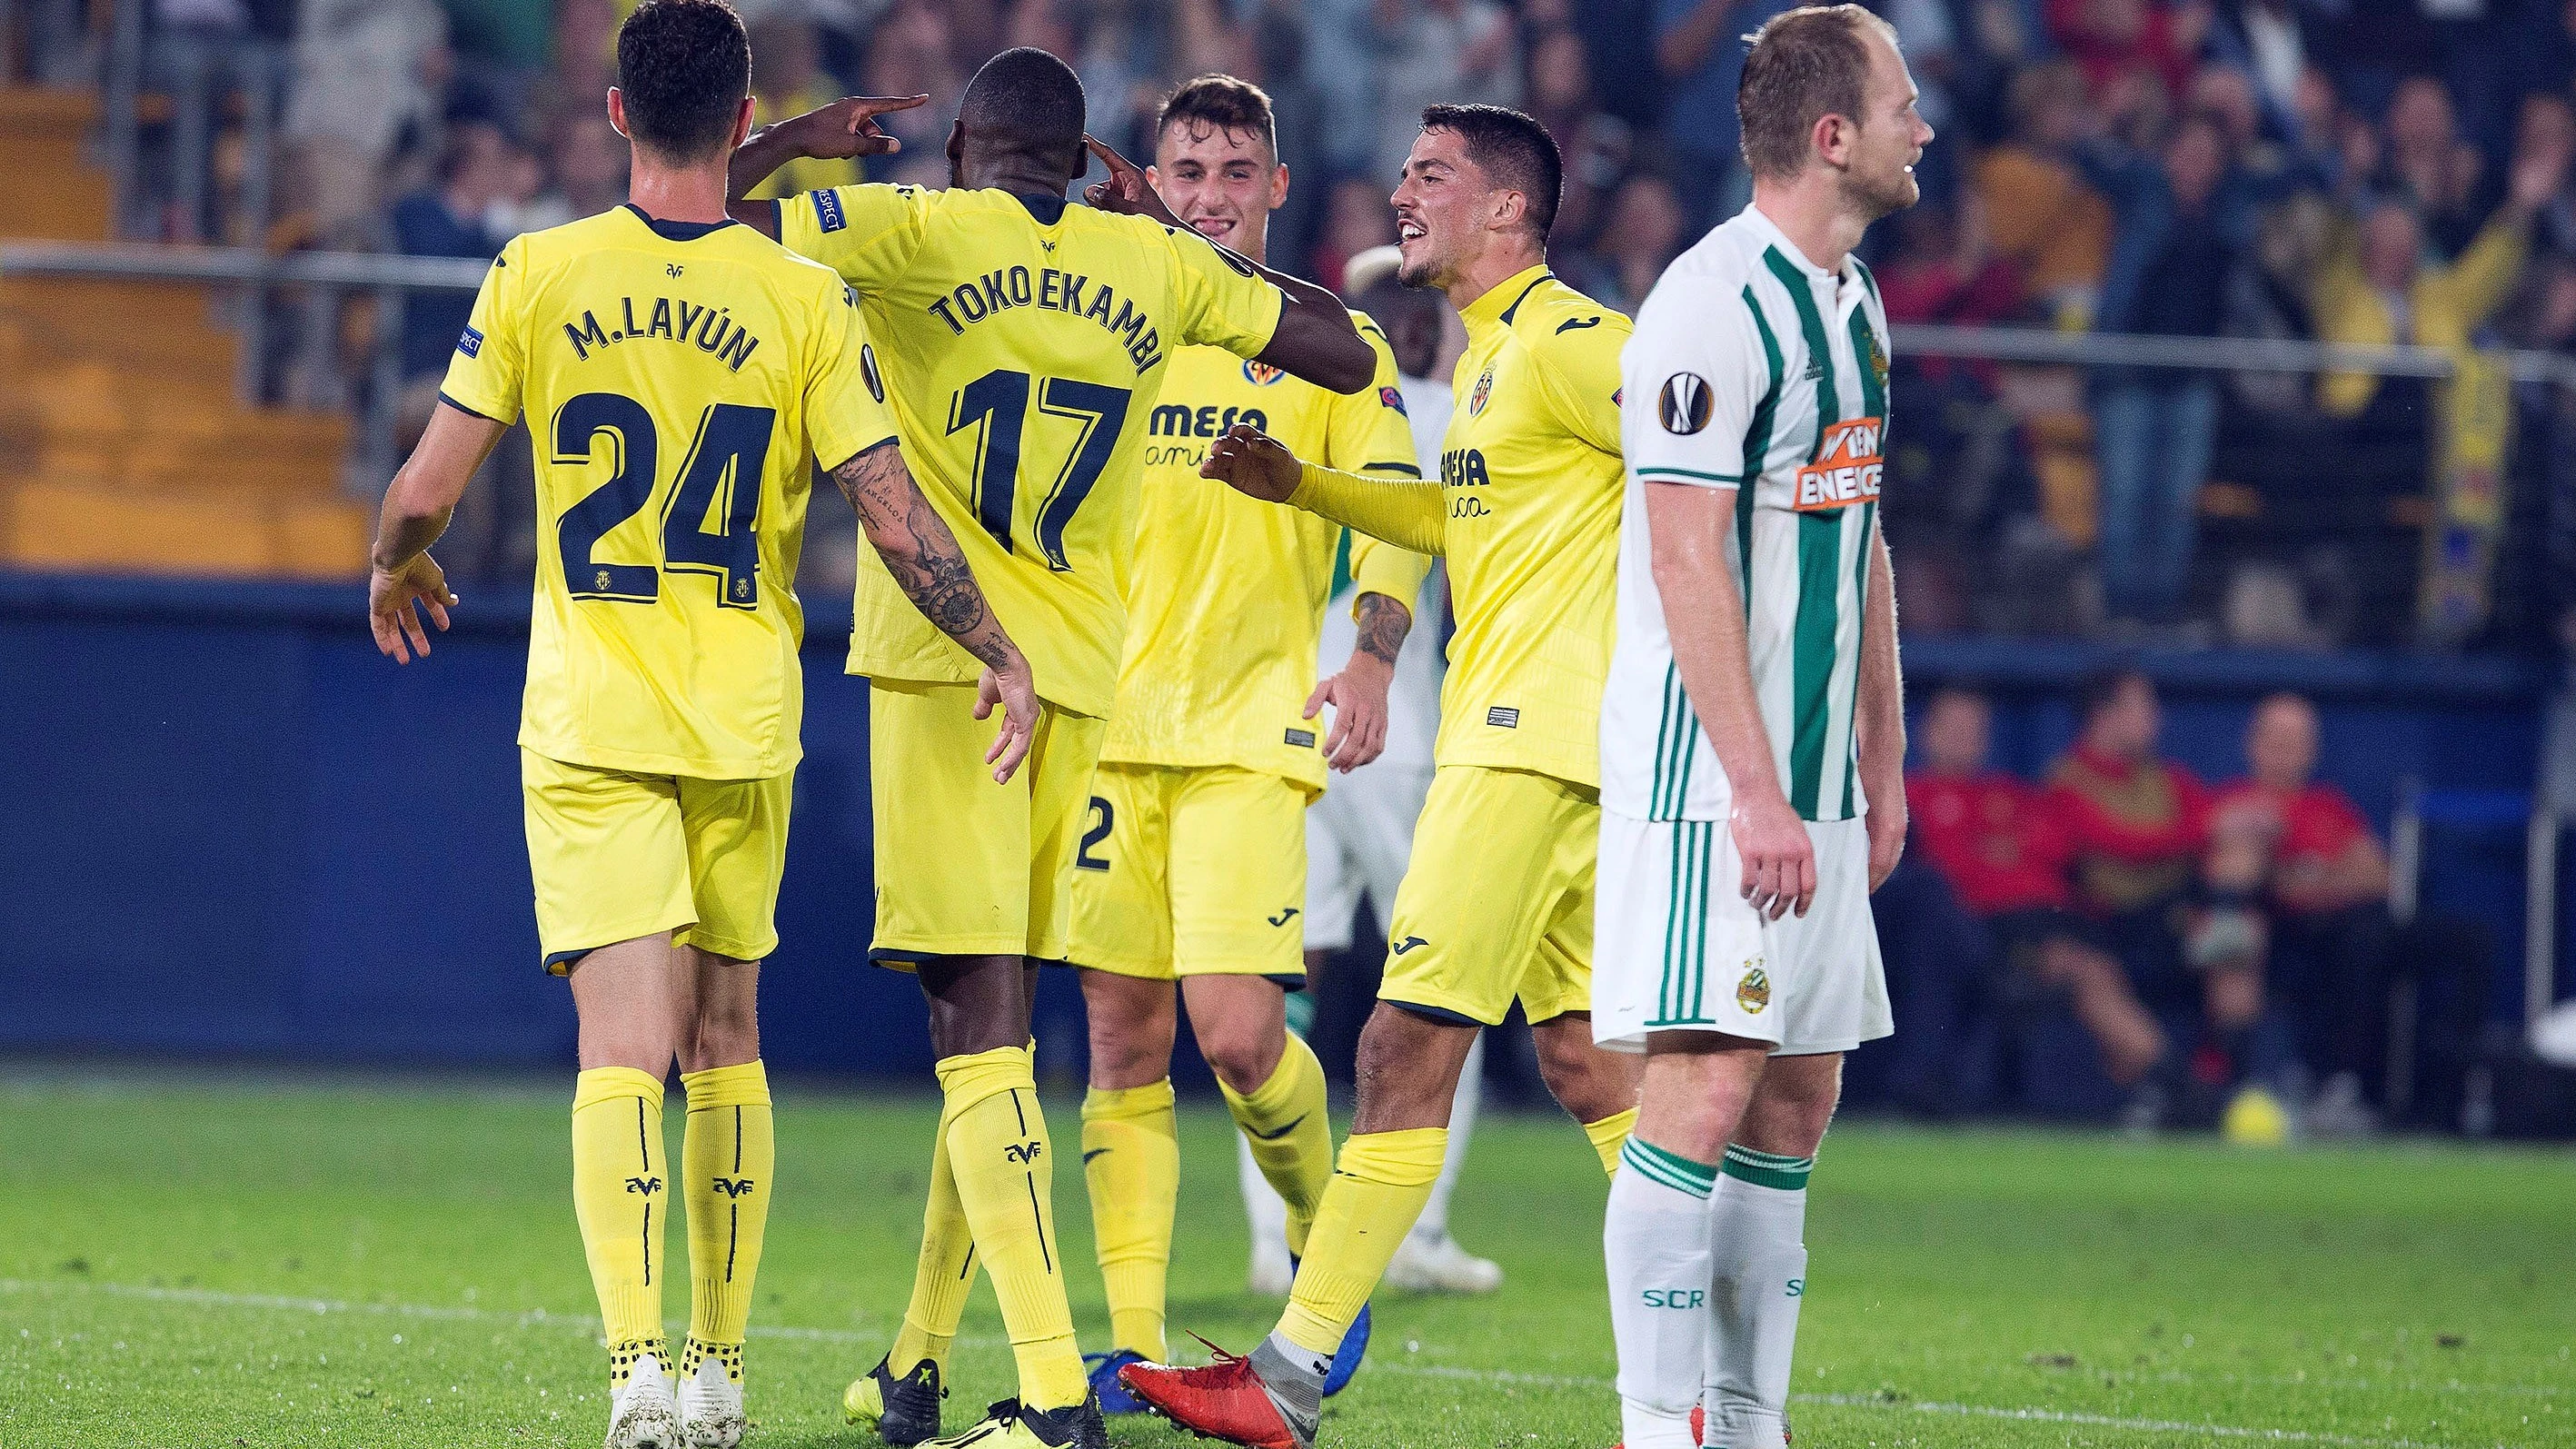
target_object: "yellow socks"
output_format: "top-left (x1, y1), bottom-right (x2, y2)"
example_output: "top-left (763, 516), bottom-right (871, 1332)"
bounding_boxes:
top-left (890, 1079), bottom-right (978, 1378)
top-left (1278, 1127), bottom-right (1445, 1357)
top-left (1080, 1078), bottom-right (1179, 1361)
top-left (939, 1045), bottom-right (1087, 1411)
top-left (1586, 1107), bottom-right (1638, 1178)
top-left (572, 1067), bottom-right (670, 1381)
top-left (681, 1060), bottom-right (772, 1384)
top-left (1221, 1035), bottom-right (1334, 1257)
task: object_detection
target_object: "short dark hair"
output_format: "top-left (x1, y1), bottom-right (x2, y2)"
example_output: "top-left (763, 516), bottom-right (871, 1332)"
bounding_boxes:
top-left (1736, 4), bottom-right (1899, 181)
top-left (960, 46), bottom-right (1087, 181)
top-left (616, 0), bottom-right (751, 162)
top-left (2077, 664), bottom-right (2151, 724)
top-left (1418, 103), bottom-right (1561, 240)
top-left (1157, 74), bottom-right (1278, 161)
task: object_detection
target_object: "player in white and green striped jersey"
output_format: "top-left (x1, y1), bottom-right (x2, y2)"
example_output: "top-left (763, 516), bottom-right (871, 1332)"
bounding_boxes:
top-left (1590, 7), bottom-right (1928, 1448)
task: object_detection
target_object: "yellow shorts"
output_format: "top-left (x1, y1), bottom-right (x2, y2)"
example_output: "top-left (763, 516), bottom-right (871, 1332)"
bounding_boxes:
top-left (1064, 763), bottom-right (1310, 985)
top-left (1378, 765), bottom-right (1597, 1027)
top-left (521, 748), bottom-right (792, 971)
top-left (869, 678), bottom-right (1107, 964)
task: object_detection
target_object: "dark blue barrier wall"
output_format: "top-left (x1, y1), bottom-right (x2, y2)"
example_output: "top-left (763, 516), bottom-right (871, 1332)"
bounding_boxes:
top-left (0, 572), bottom-right (2557, 1073)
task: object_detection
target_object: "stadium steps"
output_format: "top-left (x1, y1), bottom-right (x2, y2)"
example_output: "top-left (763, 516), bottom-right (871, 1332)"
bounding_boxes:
top-left (0, 84), bottom-right (368, 580)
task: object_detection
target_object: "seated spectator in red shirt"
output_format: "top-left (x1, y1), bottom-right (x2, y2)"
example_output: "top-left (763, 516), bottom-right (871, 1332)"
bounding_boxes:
top-left (1913, 688), bottom-right (2174, 1118)
top-left (2213, 693), bottom-right (2399, 1132)
top-left (2047, 668), bottom-right (2273, 1107)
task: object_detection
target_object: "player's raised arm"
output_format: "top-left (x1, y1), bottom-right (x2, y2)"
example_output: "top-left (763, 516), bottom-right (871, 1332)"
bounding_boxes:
top-left (1083, 134), bottom-right (1374, 394)
top-left (830, 438), bottom-right (1041, 783)
top-left (1199, 422), bottom-right (1446, 554)
top-left (722, 93), bottom-right (927, 235)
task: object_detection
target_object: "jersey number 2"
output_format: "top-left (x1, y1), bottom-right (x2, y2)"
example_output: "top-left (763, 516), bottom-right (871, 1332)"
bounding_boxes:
top-left (946, 369), bottom-right (1130, 572)
top-left (554, 392), bottom-right (777, 609)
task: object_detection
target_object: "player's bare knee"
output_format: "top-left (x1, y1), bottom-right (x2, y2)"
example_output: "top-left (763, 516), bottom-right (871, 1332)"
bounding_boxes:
top-left (919, 953), bottom-right (1038, 1058)
top-left (1197, 1020), bottom-right (1285, 1096)
top-left (1533, 1017), bottom-right (1637, 1124)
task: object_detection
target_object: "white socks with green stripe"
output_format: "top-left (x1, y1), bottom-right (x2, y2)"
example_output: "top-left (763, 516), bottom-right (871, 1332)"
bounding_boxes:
top-left (1706, 1145), bottom-right (1813, 1449)
top-left (1606, 1137), bottom-right (1716, 1449)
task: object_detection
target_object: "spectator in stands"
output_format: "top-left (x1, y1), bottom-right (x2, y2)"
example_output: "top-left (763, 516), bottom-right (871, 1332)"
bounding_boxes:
top-left (1311, 174), bottom-right (1398, 294)
top-left (2046, 0), bottom-right (2204, 105)
top-left (1560, 174), bottom-right (1689, 317)
top-left (2213, 693), bottom-right (2398, 1133)
top-left (2084, 112), bottom-right (2238, 626)
top-left (1656, 0), bottom-right (1799, 229)
top-left (389, 119), bottom-right (517, 415)
top-left (2312, 124), bottom-right (2571, 418)
top-left (281, 0), bottom-right (450, 247)
top-left (2376, 74), bottom-right (2491, 262)
top-left (1912, 688), bottom-right (2179, 1122)
top-left (2045, 668), bottom-right (2271, 1115)
top-left (1974, 60), bottom-right (2115, 323)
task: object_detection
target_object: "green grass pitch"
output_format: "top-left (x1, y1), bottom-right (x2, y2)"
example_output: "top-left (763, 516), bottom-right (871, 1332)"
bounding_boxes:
top-left (5, 1074), bottom-right (2571, 1448)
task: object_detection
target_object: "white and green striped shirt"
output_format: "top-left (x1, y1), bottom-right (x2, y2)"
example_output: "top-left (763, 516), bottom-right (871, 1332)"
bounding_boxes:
top-left (1602, 204), bottom-right (1890, 825)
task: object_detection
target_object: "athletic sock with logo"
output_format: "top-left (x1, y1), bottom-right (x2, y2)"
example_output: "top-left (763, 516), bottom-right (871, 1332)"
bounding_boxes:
top-left (572, 1067), bottom-right (671, 1382)
top-left (1585, 1106), bottom-right (1640, 1178)
top-left (1705, 1146), bottom-right (1814, 1448)
top-left (1606, 1137), bottom-right (1717, 1449)
top-left (1413, 1033), bottom-right (1484, 1243)
top-left (1220, 1033), bottom-right (1333, 1256)
top-left (889, 1084), bottom-right (977, 1379)
top-left (1080, 1077), bottom-right (1179, 1361)
top-left (1277, 1127), bottom-right (1445, 1357)
top-left (681, 1060), bottom-right (772, 1380)
top-left (939, 1045), bottom-right (1087, 1410)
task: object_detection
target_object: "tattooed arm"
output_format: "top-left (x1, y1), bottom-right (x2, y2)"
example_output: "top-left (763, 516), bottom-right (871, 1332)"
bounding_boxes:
top-left (1303, 588), bottom-right (1414, 773)
top-left (832, 438), bottom-right (1041, 783)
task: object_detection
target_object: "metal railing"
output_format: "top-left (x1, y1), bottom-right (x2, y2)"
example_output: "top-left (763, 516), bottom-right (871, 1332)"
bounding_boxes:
top-left (1, 243), bottom-right (490, 487)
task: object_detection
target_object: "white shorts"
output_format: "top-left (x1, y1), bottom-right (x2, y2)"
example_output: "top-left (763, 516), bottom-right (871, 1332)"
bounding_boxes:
top-left (1304, 763), bottom-right (1434, 952)
top-left (1593, 810), bottom-right (1892, 1056)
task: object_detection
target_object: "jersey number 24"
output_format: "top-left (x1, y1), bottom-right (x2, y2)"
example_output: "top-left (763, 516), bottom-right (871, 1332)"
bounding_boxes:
top-left (555, 392), bottom-right (773, 610)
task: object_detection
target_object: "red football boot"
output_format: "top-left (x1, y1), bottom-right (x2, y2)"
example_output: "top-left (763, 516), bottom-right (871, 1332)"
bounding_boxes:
top-left (1609, 1401), bottom-right (1707, 1449)
top-left (1119, 1342), bottom-right (1315, 1449)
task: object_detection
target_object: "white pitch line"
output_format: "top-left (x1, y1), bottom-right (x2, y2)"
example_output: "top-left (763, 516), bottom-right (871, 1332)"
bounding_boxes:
top-left (2, 1278), bottom-right (2503, 1448)
top-left (1795, 1394), bottom-right (2462, 1449)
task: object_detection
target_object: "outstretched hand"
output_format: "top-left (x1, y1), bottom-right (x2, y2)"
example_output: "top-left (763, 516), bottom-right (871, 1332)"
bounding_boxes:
top-left (1082, 134), bottom-right (1180, 227)
top-left (1199, 423), bottom-right (1302, 503)
top-left (785, 94), bottom-right (929, 160)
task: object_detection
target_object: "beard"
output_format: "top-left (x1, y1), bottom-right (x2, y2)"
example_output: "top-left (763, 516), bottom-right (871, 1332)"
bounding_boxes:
top-left (1397, 248), bottom-right (1441, 288)
top-left (1845, 161), bottom-right (1920, 224)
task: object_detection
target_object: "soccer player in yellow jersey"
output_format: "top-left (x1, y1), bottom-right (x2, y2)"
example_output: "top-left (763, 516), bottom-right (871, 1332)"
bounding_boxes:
top-left (363, 6), bottom-right (1037, 1447)
top-left (1055, 74), bottom-right (1425, 1413)
top-left (722, 47), bottom-right (1376, 1449)
top-left (1120, 104), bottom-right (1646, 1449)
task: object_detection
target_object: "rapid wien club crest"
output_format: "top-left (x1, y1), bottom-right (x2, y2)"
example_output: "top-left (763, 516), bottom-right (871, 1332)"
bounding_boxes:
top-left (1468, 367), bottom-right (1494, 416)
top-left (1865, 327), bottom-right (1890, 391)
top-left (1736, 963), bottom-right (1771, 1015)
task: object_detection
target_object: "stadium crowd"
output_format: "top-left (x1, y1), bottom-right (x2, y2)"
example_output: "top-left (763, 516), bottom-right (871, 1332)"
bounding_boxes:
top-left (133, 0), bottom-right (2576, 650)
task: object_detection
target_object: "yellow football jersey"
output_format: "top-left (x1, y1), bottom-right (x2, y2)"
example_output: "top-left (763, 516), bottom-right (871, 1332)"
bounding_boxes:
top-left (779, 184), bottom-right (1288, 716)
top-left (1100, 313), bottom-right (1419, 789)
top-left (1434, 266), bottom-right (1631, 787)
top-left (441, 203), bottom-right (898, 779)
